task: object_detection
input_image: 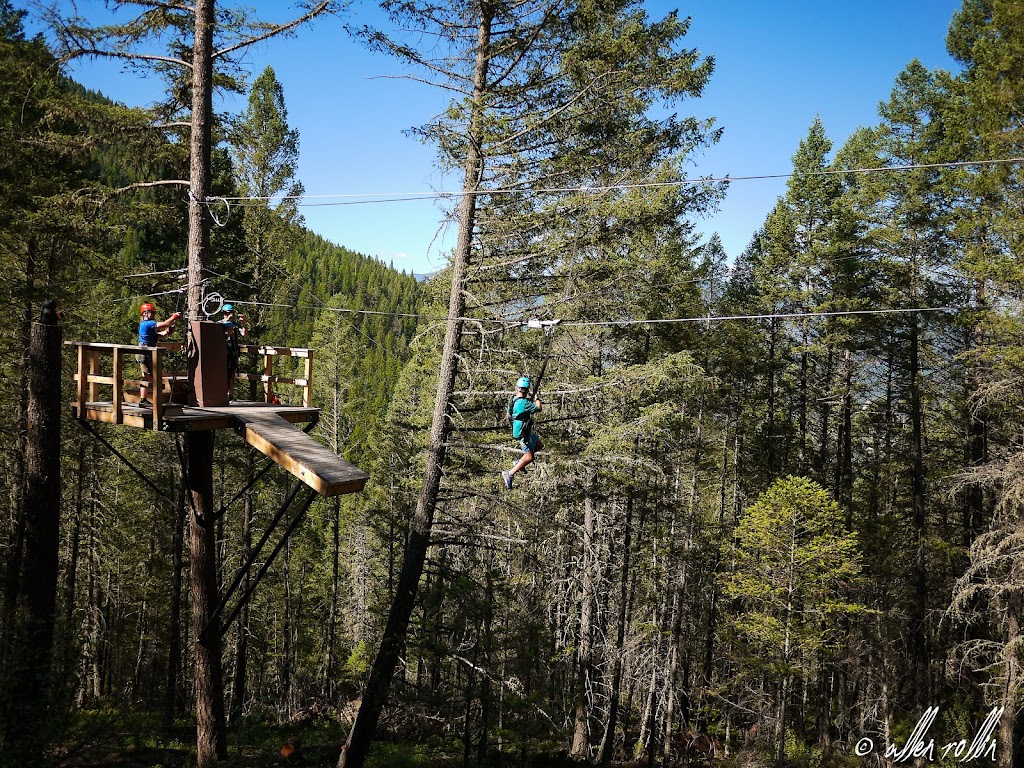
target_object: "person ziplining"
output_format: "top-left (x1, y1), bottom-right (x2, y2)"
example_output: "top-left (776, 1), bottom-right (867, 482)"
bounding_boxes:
top-left (502, 375), bottom-right (543, 490)
top-left (500, 318), bottom-right (560, 490)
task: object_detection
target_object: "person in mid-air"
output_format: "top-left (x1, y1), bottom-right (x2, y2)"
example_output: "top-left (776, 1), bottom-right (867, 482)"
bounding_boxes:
top-left (502, 375), bottom-right (543, 490)
top-left (137, 302), bottom-right (181, 407)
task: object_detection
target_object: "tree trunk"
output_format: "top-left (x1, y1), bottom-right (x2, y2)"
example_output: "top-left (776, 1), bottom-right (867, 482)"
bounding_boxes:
top-left (909, 311), bottom-right (928, 707)
top-left (165, 470), bottom-right (186, 726)
top-left (229, 452), bottom-right (254, 723)
top-left (4, 303), bottom-right (62, 755)
top-left (324, 495), bottom-right (341, 699)
top-left (338, 8), bottom-right (493, 768)
top-left (64, 442), bottom-right (87, 627)
top-left (190, 430), bottom-right (227, 765)
top-left (598, 496), bottom-right (635, 765)
top-left (1000, 593), bottom-right (1021, 768)
top-left (572, 486), bottom-right (598, 759)
top-left (187, 0), bottom-right (226, 762)
top-left (0, 244), bottom-right (33, 673)
top-left (477, 554), bottom-right (494, 764)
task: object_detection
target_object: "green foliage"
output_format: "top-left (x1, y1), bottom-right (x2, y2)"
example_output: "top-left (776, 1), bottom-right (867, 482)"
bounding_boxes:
top-left (725, 476), bottom-right (865, 661)
top-left (11, 0), bottom-right (1024, 765)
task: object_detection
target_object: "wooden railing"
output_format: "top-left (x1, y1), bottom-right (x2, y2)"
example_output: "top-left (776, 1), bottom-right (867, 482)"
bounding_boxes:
top-left (69, 341), bottom-right (314, 431)
top-left (69, 341), bottom-right (184, 430)
top-left (237, 345), bottom-right (314, 408)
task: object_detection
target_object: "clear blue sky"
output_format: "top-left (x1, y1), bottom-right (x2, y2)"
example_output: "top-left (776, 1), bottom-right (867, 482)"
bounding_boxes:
top-left (55, 0), bottom-right (963, 275)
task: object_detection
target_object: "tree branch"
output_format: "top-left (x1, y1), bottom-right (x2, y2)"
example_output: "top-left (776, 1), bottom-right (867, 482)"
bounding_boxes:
top-left (213, 2), bottom-right (333, 60)
top-left (61, 46), bottom-right (191, 69)
top-left (115, 179), bottom-right (190, 194)
top-left (368, 74), bottom-right (471, 97)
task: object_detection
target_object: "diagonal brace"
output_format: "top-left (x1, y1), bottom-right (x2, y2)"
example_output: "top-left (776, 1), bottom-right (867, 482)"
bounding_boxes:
top-left (77, 418), bottom-right (170, 503)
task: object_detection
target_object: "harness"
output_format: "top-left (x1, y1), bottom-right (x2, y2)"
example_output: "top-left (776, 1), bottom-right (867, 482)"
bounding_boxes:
top-left (224, 321), bottom-right (241, 362)
top-left (507, 394), bottom-right (534, 443)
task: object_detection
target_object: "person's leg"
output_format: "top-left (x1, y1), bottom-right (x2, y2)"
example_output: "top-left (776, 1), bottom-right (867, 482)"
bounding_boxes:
top-left (139, 357), bottom-right (153, 404)
top-left (510, 448), bottom-right (534, 476)
top-left (510, 434), bottom-right (542, 476)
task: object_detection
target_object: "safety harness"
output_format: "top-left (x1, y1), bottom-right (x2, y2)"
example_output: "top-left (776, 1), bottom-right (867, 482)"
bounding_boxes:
top-left (507, 393), bottom-right (534, 442)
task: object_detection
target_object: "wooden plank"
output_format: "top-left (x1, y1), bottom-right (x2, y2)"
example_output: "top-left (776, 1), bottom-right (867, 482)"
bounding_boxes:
top-left (223, 409), bottom-right (367, 497)
top-left (236, 372), bottom-right (308, 387)
top-left (66, 341), bottom-right (184, 353)
top-left (75, 405), bottom-right (150, 429)
top-left (238, 345), bottom-right (312, 358)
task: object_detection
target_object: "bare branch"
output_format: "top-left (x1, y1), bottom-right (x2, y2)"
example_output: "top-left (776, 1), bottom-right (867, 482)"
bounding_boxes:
top-left (115, 179), bottom-right (190, 194)
top-left (61, 46), bottom-right (191, 69)
top-left (213, 2), bottom-right (333, 60)
top-left (116, 0), bottom-right (196, 11)
top-left (368, 74), bottom-right (471, 97)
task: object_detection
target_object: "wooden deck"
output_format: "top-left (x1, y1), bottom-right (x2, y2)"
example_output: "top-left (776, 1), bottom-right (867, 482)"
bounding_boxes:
top-left (72, 400), bottom-right (368, 497)
top-left (210, 406), bottom-right (367, 496)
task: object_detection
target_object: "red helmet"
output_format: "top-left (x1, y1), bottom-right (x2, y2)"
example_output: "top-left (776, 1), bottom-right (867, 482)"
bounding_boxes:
top-left (140, 302), bottom-right (155, 314)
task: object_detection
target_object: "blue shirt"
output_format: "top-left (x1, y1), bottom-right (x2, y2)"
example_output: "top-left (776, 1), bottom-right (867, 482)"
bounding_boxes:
top-left (509, 397), bottom-right (540, 439)
top-left (138, 319), bottom-right (158, 346)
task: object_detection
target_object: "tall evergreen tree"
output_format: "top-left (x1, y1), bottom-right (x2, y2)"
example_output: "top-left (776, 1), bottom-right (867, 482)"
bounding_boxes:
top-left (230, 65), bottom-right (304, 337)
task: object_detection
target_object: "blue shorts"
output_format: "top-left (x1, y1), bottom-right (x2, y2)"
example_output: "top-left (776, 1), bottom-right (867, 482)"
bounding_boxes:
top-left (519, 432), bottom-right (541, 454)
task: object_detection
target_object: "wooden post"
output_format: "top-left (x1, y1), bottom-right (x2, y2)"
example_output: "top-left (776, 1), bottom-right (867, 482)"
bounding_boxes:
top-left (264, 352), bottom-right (274, 403)
top-left (88, 350), bottom-right (100, 403)
top-left (112, 348), bottom-right (123, 425)
top-left (152, 347), bottom-right (162, 429)
top-left (76, 344), bottom-right (87, 415)
top-left (303, 352), bottom-right (313, 408)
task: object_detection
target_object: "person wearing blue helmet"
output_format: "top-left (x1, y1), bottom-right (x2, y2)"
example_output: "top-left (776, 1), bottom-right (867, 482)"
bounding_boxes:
top-left (502, 375), bottom-right (543, 489)
top-left (221, 303), bottom-right (247, 399)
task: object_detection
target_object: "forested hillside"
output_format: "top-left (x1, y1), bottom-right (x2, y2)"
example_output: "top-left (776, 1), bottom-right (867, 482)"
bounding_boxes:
top-left (4, 0), bottom-right (1024, 767)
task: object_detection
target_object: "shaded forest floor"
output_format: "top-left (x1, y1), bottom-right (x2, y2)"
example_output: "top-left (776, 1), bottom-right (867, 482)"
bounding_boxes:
top-left (50, 710), bottom-right (858, 768)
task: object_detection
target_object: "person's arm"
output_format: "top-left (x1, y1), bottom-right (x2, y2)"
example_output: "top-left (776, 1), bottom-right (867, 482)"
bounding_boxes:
top-left (156, 313), bottom-right (181, 336)
top-left (533, 398), bottom-right (542, 413)
top-left (237, 314), bottom-right (247, 338)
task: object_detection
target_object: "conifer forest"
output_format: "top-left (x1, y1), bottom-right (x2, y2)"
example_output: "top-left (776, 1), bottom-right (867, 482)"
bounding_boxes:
top-left (4, 0), bottom-right (1024, 766)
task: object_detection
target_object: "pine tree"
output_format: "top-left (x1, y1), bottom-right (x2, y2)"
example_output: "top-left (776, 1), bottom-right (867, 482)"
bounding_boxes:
top-left (723, 476), bottom-right (864, 766)
top-left (230, 65), bottom-right (304, 338)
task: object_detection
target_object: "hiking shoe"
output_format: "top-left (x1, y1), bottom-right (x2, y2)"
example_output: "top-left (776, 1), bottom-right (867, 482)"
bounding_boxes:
top-left (138, 398), bottom-right (152, 408)
top-left (501, 470), bottom-right (513, 490)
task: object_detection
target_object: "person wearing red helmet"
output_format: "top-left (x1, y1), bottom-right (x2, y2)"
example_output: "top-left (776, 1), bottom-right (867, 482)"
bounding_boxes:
top-left (136, 302), bottom-right (181, 407)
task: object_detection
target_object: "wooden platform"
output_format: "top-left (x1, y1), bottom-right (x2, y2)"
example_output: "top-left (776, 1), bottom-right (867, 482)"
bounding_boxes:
top-left (72, 400), bottom-right (368, 497)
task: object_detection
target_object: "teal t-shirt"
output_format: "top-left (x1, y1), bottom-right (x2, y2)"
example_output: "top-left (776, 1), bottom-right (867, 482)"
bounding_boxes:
top-left (509, 397), bottom-right (539, 439)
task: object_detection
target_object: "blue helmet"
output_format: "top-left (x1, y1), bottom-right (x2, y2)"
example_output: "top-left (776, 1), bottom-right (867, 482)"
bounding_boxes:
top-left (516, 376), bottom-right (531, 389)
top-left (222, 303), bottom-right (234, 313)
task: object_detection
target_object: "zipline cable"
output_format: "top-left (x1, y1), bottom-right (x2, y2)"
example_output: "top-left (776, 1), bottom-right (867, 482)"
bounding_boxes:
top-left (229, 300), bottom-right (962, 328)
top-left (217, 156), bottom-right (1024, 206)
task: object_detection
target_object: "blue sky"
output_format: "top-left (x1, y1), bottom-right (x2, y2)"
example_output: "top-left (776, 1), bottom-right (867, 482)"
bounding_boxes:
top-left (58, 0), bottom-right (963, 275)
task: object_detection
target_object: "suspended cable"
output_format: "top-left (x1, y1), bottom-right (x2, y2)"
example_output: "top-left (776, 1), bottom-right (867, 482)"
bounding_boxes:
top-left (217, 156), bottom-right (1024, 206)
top-left (561, 305), bottom-right (958, 325)
top-left (232, 300), bottom-right (962, 327)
